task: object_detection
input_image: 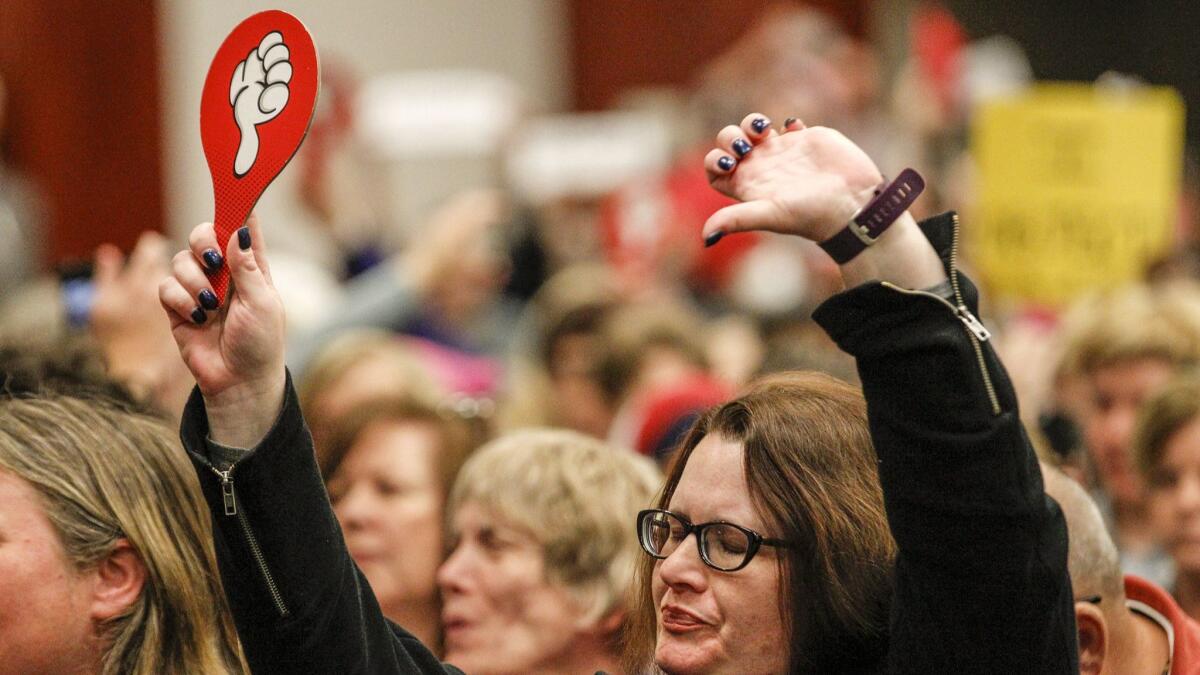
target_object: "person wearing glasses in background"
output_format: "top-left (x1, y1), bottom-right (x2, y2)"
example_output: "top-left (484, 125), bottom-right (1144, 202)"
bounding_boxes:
top-left (158, 112), bottom-right (1076, 673)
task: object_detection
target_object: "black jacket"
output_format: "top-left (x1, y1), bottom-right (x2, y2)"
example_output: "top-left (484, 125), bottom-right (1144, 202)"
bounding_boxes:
top-left (179, 212), bottom-right (1077, 673)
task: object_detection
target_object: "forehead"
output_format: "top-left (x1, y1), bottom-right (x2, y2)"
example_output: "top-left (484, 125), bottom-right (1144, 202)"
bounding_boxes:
top-left (669, 433), bottom-right (761, 527)
top-left (0, 470), bottom-right (60, 546)
top-left (1090, 358), bottom-right (1175, 398)
top-left (450, 501), bottom-right (540, 543)
top-left (339, 420), bottom-right (440, 474)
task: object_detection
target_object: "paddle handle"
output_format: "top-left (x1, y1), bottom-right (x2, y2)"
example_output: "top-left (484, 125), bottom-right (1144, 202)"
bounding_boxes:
top-left (206, 208), bottom-right (248, 302)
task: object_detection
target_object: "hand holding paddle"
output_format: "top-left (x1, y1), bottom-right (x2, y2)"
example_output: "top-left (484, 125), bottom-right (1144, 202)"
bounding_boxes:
top-left (200, 10), bottom-right (318, 301)
top-left (156, 11), bottom-right (318, 447)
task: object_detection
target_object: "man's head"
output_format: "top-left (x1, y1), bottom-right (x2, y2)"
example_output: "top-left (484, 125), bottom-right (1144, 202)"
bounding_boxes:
top-left (1057, 282), bottom-right (1200, 507)
top-left (1041, 462), bottom-right (1133, 675)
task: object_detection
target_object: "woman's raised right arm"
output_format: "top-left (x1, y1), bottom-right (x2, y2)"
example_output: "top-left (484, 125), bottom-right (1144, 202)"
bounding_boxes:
top-left (160, 218), bottom-right (460, 674)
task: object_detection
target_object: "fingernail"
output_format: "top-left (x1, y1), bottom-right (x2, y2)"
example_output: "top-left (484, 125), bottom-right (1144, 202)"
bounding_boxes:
top-left (202, 249), bottom-right (224, 271)
top-left (784, 117), bottom-right (797, 128)
top-left (704, 231), bottom-right (725, 248)
top-left (717, 155), bottom-right (736, 172)
top-left (237, 227), bottom-right (251, 251)
top-left (751, 117), bottom-right (770, 133)
top-left (191, 307), bottom-right (207, 325)
top-left (198, 289), bottom-right (219, 310)
top-left (732, 138), bottom-right (752, 157)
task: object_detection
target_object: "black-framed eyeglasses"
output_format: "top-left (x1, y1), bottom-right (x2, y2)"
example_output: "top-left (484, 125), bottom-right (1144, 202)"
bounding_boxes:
top-left (637, 508), bottom-right (789, 572)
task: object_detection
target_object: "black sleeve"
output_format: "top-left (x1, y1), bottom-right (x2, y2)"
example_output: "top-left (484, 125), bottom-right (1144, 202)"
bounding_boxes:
top-left (812, 212), bottom-right (1078, 674)
top-left (179, 371), bottom-right (462, 675)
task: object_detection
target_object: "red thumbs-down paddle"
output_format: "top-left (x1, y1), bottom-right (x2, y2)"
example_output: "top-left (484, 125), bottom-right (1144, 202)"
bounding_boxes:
top-left (200, 10), bottom-right (319, 300)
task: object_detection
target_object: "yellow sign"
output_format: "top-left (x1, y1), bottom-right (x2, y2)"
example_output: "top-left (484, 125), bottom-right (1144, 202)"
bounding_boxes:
top-left (970, 83), bottom-right (1184, 306)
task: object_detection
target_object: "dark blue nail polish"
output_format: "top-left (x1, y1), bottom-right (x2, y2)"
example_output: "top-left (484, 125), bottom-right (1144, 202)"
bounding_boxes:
top-left (751, 117), bottom-right (770, 133)
top-left (732, 138), bottom-right (752, 157)
top-left (198, 289), bottom-right (219, 310)
top-left (237, 227), bottom-right (251, 251)
top-left (202, 249), bottom-right (224, 271)
top-left (784, 117), bottom-right (797, 128)
top-left (704, 231), bottom-right (725, 248)
top-left (717, 155), bottom-right (736, 171)
top-left (191, 307), bottom-right (207, 325)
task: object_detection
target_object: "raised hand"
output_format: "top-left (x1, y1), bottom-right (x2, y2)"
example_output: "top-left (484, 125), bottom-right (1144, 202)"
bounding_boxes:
top-left (158, 215), bottom-right (286, 448)
top-left (702, 113), bottom-right (945, 290)
top-left (702, 114), bottom-right (885, 245)
top-left (91, 231), bottom-right (194, 418)
top-left (230, 31), bottom-right (293, 176)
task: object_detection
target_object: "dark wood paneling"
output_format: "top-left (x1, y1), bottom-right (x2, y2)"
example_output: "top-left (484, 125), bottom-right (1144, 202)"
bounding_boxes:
top-left (567, 0), bottom-right (869, 111)
top-left (0, 0), bottom-right (163, 268)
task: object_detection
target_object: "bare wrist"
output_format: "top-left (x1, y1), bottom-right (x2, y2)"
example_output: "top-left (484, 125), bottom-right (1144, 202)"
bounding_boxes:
top-left (203, 369), bottom-right (286, 449)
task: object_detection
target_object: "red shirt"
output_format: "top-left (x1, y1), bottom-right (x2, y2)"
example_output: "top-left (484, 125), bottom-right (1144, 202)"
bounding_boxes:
top-left (1125, 575), bottom-right (1200, 673)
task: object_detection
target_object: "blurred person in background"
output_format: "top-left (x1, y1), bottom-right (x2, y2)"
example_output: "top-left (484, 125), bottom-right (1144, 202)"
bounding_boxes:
top-left (90, 231), bottom-right (196, 423)
top-left (1134, 372), bottom-right (1200, 620)
top-left (593, 300), bottom-right (732, 464)
top-left (0, 337), bottom-right (140, 405)
top-left (0, 393), bottom-right (246, 674)
top-left (320, 393), bottom-right (477, 650)
top-left (498, 262), bottom-right (620, 438)
top-left (1042, 462), bottom-right (1200, 672)
top-left (0, 72), bottom-right (44, 298)
top-left (1056, 281), bottom-right (1200, 585)
top-left (286, 189), bottom-right (516, 385)
top-left (297, 329), bottom-right (447, 454)
top-left (437, 429), bottom-right (660, 675)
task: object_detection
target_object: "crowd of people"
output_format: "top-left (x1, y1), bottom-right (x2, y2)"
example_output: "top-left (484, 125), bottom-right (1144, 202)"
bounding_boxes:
top-left (5, 6), bottom-right (1200, 674)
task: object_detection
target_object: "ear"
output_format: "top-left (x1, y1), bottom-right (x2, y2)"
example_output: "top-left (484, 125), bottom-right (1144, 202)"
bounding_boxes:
top-left (89, 539), bottom-right (146, 622)
top-left (1075, 601), bottom-right (1108, 675)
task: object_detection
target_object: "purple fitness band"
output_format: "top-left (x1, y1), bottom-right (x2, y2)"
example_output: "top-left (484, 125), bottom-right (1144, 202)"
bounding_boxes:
top-left (818, 168), bottom-right (925, 264)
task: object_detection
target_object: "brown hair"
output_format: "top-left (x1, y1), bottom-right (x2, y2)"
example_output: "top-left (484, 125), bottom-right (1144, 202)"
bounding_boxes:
top-left (1133, 369), bottom-right (1200, 479)
top-left (623, 371), bottom-right (895, 673)
top-left (594, 301), bottom-right (708, 404)
top-left (320, 393), bottom-right (479, 499)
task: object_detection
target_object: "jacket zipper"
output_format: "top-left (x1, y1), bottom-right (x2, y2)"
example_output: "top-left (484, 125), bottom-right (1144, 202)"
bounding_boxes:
top-left (880, 213), bottom-right (1001, 416)
top-left (211, 465), bottom-right (291, 618)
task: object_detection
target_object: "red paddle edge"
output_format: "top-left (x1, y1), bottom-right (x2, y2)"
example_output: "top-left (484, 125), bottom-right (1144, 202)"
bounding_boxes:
top-left (200, 10), bottom-right (320, 301)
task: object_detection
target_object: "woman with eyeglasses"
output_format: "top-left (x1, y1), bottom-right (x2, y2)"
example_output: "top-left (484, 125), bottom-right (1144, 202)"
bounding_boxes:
top-left (627, 371), bottom-right (893, 673)
top-left (159, 113), bottom-right (1076, 673)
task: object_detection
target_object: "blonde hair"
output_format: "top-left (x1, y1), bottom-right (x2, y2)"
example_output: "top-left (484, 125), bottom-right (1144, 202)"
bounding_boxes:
top-left (1057, 281), bottom-right (1200, 378)
top-left (447, 429), bottom-right (661, 624)
top-left (0, 394), bottom-right (246, 675)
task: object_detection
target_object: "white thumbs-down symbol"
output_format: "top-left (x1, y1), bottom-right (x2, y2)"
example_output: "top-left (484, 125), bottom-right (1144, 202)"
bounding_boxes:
top-left (230, 31), bottom-right (292, 176)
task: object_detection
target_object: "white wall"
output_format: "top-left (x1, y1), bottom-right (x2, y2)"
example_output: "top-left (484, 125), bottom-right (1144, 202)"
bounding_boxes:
top-left (158, 0), bottom-right (569, 241)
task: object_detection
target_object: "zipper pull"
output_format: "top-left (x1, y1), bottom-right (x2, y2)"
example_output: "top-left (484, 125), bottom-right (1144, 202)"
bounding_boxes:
top-left (215, 469), bottom-right (237, 516)
top-left (956, 305), bottom-right (991, 342)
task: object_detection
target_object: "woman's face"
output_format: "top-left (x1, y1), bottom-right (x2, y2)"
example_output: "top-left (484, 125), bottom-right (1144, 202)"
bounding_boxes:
top-left (0, 470), bottom-right (97, 673)
top-left (652, 433), bottom-right (788, 674)
top-left (437, 502), bottom-right (591, 674)
top-left (328, 420), bottom-right (445, 611)
top-left (1147, 416), bottom-right (1200, 574)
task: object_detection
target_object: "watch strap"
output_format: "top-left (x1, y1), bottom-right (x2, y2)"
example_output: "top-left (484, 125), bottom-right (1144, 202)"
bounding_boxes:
top-left (818, 168), bottom-right (925, 264)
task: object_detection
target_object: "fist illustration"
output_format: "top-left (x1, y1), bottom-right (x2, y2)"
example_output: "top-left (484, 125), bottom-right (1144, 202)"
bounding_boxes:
top-left (230, 31), bottom-right (292, 176)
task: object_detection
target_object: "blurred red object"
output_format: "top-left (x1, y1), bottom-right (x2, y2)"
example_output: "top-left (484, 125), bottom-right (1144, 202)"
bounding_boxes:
top-left (912, 3), bottom-right (966, 115)
top-left (633, 373), bottom-right (733, 458)
top-left (600, 149), bottom-right (759, 295)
